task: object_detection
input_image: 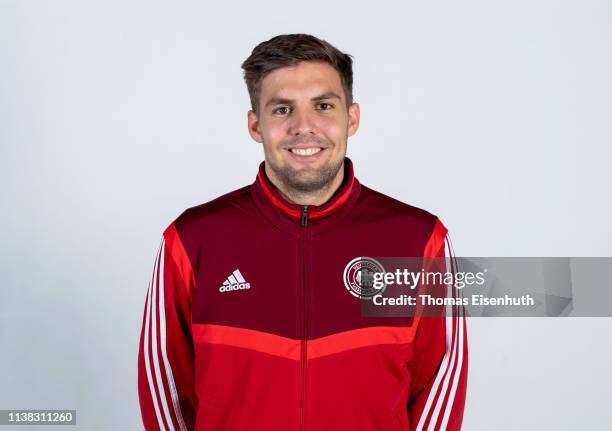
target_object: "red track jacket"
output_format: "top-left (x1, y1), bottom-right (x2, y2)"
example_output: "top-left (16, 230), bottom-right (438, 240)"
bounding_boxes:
top-left (138, 156), bottom-right (468, 430)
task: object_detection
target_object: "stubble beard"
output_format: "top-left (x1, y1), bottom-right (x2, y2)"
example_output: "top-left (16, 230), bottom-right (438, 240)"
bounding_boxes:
top-left (264, 142), bottom-right (345, 195)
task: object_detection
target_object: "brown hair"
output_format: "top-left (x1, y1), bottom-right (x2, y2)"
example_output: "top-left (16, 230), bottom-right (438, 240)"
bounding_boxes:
top-left (241, 33), bottom-right (354, 115)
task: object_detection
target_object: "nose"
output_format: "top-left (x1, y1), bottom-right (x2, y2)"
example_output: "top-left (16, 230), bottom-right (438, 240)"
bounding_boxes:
top-left (288, 108), bottom-right (317, 136)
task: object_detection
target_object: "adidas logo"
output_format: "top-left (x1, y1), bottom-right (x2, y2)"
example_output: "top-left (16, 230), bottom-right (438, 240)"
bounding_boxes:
top-left (219, 269), bottom-right (251, 293)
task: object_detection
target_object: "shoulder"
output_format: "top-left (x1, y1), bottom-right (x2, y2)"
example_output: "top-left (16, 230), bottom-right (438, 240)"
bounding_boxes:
top-left (358, 184), bottom-right (445, 229)
top-left (163, 184), bottom-right (253, 240)
top-left (358, 184), bottom-right (449, 255)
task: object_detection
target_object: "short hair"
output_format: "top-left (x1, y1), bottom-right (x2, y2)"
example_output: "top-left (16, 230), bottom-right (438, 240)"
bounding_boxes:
top-left (241, 33), bottom-right (354, 115)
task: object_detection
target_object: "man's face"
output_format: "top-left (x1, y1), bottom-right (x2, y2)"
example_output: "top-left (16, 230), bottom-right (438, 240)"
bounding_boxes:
top-left (247, 61), bottom-right (360, 194)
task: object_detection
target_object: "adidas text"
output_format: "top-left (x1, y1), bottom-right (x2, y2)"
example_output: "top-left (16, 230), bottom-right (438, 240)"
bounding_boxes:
top-left (219, 282), bottom-right (251, 292)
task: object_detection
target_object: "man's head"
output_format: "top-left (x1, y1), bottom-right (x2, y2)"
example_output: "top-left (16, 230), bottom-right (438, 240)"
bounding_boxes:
top-left (242, 34), bottom-right (360, 199)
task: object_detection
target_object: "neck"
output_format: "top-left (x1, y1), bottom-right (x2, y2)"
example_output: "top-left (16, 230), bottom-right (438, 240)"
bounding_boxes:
top-left (265, 163), bottom-right (345, 206)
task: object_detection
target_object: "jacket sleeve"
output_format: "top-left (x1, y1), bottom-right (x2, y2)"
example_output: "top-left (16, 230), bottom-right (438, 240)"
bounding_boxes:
top-left (138, 223), bottom-right (198, 431)
top-left (407, 218), bottom-right (468, 431)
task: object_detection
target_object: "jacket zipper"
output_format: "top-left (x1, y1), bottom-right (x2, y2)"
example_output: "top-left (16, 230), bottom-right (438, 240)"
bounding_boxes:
top-left (300, 205), bottom-right (308, 431)
top-left (301, 205), bottom-right (309, 226)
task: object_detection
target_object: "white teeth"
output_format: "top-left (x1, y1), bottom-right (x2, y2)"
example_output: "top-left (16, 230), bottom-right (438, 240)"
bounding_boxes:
top-left (290, 147), bottom-right (322, 156)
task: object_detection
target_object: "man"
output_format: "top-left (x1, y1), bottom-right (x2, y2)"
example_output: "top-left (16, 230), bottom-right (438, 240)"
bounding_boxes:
top-left (138, 33), bottom-right (468, 431)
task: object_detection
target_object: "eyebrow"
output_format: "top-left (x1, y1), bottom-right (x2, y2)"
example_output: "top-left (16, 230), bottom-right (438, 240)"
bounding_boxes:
top-left (264, 91), bottom-right (342, 108)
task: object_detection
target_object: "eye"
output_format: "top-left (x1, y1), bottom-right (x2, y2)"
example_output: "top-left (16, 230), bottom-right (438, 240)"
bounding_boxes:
top-left (273, 106), bottom-right (291, 115)
top-left (318, 102), bottom-right (334, 111)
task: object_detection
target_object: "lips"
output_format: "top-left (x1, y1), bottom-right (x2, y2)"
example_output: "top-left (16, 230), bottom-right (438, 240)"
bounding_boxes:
top-left (289, 147), bottom-right (323, 156)
top-left (286, 146), bottom-right (325, 161)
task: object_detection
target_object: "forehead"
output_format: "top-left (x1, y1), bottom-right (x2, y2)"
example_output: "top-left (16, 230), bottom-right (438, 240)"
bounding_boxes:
top-left (260, 61), bottom-right (344, 100)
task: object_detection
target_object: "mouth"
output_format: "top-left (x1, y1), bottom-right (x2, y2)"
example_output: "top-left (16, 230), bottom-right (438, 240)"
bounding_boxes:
top-left (286, 146), bottom-right (325, 161)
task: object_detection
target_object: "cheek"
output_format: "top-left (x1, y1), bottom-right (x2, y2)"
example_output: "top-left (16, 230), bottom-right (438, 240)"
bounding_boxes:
top-left (319, 118), bottom-right (346, 140)
top-left (260, 123), bottom-right (285, 145)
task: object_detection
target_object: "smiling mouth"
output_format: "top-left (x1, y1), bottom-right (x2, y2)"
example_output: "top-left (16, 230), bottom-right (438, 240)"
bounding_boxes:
top-left (288, 147), bottom-right (324, 156)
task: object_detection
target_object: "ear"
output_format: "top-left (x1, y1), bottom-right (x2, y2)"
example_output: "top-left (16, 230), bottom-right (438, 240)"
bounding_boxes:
top-left (347, 102), bottom-right (360, 137)
top-left (247, 110), bottom-right (263, 143)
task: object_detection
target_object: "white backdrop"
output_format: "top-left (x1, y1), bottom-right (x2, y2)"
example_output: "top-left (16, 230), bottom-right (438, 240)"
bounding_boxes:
top-left (1, 0), bottom-right (611, 429)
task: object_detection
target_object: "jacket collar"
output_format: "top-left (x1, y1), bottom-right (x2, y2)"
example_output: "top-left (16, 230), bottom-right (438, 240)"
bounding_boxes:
top-left (250, 156), bottom-right (361, 231)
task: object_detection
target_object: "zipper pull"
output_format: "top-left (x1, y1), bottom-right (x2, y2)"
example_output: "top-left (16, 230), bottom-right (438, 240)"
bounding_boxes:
top-left (301, 205), bottom-right (309, 226)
